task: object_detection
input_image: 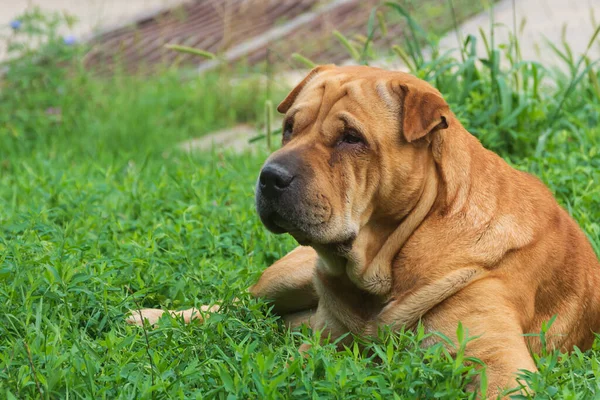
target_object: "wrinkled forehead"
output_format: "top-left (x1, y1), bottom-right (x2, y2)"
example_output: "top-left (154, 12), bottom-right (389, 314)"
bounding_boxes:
top-left (286, 71), bottom-right (393, 122)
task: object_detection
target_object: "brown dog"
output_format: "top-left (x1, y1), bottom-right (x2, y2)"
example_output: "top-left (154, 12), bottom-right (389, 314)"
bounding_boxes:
top-left (129, 65), bottom-right (600, 397)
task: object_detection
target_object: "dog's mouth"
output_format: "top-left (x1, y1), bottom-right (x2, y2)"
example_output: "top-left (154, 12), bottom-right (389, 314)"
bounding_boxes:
top-left (264, 213), bottom-right (313, 244)
top-left (256, 186), bottom-right (354, 248)
top-left (263, 212), bottom-right (356, 252)
top-left (269, 214), bottom-right (297, 234)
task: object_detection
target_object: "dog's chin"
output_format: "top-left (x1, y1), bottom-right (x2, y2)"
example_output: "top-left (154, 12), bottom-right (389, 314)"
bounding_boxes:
top-left (284, 223), bottom-right (357, 253)
top-left (258, 211), bottom-right (301, 235)
top-left (260, 215), bottom-right (322, 245)
top-left (259, 214), bottom-right (287, 234)
top-left (287, 230), bottom-right (313, 246)
top-left (262, 215), bottom-right (312, 244)
top-left (259, 208), bottom-right (356, 250)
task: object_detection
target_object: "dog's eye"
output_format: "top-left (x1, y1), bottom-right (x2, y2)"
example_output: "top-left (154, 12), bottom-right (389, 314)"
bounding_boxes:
top-left (340, 130), bottom-right (363, 145)
top-left (282, 120), bottom-right (293, 141)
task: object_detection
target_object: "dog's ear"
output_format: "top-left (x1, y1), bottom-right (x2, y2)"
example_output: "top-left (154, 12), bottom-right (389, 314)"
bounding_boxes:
top-left (277, 64), bottom-right (335, 114)
top-left (398, 83), bottom-right (450, 143)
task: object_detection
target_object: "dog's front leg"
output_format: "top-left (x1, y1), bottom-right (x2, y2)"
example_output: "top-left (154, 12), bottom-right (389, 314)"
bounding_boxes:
top-left (250, 246), bottom-right (319, 315)
top-left (420, 278), bottom-right (537, 399)
top-left (127, 246), bottom-right (320, 327)
top-left (367, 267), bottom-right (485, 334)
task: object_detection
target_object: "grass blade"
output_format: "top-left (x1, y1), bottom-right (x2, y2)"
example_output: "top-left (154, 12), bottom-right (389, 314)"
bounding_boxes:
top-left (164, 44), bottom-right (216, 59)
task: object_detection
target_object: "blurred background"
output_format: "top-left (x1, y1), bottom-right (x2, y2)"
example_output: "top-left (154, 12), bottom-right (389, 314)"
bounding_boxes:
top-left (2, 0), bottom-right (598, 70)
top-left (2, 0), bottom-right (598, 154)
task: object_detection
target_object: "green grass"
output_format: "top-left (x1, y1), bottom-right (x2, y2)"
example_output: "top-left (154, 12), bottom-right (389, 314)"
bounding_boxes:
top-left (0, 67), bottom-right (273, 157)
top-left (1, 3), bottom-right (600, 399)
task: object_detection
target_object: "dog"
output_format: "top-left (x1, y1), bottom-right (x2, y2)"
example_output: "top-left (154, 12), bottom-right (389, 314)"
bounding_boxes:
top-left (128, 65), bottom-right (600, 397)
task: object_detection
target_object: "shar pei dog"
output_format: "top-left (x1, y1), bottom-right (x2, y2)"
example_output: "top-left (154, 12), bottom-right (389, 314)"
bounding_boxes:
top-left (129, 65), bottom-right (600, 398)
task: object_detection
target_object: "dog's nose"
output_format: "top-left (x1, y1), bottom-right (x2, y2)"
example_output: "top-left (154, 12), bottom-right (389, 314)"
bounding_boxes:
top-left (259, 163), bottom-right (295, 195)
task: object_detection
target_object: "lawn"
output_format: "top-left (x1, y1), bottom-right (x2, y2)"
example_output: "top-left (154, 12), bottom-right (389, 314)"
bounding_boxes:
top-left (1, 4), bottom-right (600, 399)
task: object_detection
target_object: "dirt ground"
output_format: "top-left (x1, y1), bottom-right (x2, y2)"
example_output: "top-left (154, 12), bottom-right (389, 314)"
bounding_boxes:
top-left (0, 0), bottom-right (188, 61)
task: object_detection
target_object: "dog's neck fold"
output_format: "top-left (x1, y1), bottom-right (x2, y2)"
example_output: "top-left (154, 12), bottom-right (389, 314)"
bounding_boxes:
top-left (313, 157), bottom-right (440, 296)
top-left (314, 119), bottom-right (473, 297)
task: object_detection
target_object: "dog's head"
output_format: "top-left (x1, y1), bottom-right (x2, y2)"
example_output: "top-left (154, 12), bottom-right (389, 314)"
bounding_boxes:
top-left (256, 65), bottom-right (450, 248)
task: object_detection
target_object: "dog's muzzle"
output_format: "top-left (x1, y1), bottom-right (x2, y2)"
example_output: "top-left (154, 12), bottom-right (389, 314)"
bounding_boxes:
top-left (255, 160), bottom-right (299, 234)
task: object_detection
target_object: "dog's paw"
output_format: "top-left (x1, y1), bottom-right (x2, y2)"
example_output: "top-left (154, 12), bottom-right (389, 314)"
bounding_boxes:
top-left (126, 308), bottom-right (167, 326)
top-left (126, 305), bottom-right (220, 327)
